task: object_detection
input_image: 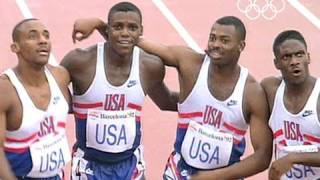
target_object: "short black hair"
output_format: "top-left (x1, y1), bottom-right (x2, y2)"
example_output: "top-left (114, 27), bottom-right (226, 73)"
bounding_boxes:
top-left (107, 2), bottom-right (142, 24)
top-left (12, 18), bottom-right (38, 42)
top-left (273, 30), bottom-right (307, 57)
top-left (216, 16), bottom-right (246, 41)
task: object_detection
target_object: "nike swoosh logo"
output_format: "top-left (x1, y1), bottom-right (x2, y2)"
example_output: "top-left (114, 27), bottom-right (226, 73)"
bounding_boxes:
top-left (127, 80), bottom-right (137, 88)
top-left (227, 100), bottom-right (237, 106)
top-left (302, 111), bottom-right (313, 117)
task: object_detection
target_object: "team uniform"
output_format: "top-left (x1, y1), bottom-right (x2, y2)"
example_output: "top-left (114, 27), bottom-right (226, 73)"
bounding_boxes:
top-left (4, 68), bottom-right (70, 180)
top-left (269, 79), bottom-right (320, 180)
top-left (164, 56), bottom-right (249, 180)
top-left (71, 43), bottom-right (146, 180)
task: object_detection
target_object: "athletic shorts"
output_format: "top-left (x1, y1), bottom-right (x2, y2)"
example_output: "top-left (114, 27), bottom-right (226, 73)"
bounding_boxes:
top-left (71, 147), bottom-right (145, 180)
top-left (163, 151), bottom-right (193, 180)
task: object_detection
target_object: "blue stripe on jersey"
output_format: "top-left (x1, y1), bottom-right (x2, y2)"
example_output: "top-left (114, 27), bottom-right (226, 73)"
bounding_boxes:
top-left (75, 118), bottom-right (142, 163)
top-left (6, 150), bottom-right (32, 176)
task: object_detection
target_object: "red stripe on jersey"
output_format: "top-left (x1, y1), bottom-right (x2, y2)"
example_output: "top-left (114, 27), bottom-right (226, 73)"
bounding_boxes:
top-left (223, 122), bottom-right (246, 136)
top-left (136, 116), bottom-right (141, 122)
top-left (304, 134), bottom-right (320, 143)
top-left (128, 103), bottom-right (142, 111)
top-left (4, 146), bottom-right (28, 153)
top-left (178, 112), bottom-right (203, 118)
top-left (57, 122), bottom-right (66, 128)
top-left (233, 138), bottom-right (241, 144)
top-left (73, 102), bottom-right (103, 108)
top-left (273, 129), bottom-right (283, 139)
top-left (279, 139), bottom-right (287, 146)
top-left (178, 123), bottom-right (189, 129)
top-left (6, 133), bottom-right (38, 143)
top-left (303, 141), bottom-right (312, 145)
top-left (74, 111), bottom-right (87, 119)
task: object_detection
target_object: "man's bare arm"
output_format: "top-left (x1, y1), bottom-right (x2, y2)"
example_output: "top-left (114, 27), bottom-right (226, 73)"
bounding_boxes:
top-left (0, 79), bottom-right (18, 180)
top-left (72, 18), bottom-right (107, 43)
top-left (138, 38), bottom-right (196, 68)
top-left (141, 53), bottom-right (178, 111)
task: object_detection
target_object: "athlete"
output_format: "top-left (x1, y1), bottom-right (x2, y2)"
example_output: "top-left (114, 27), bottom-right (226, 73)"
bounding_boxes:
top-left (0, 19), bottom-right (71, 179)
top-left (137, 16), bottom-right (273, 180)
top-left (262, 30), bottom-right (320, 180)
top-left (61, 2), bottom-right (177, 180)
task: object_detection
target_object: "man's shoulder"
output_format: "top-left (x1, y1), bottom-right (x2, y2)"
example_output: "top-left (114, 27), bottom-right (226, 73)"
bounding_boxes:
top-left (139, 49), bottom-right (164, 68)
top-left (61, 44), bottom-right (98, 73)
top-left (260, 76), bottom-right (282, 93)
top-left (70, 45), bottom-right (97, 58)
top-left (46, 65), bottom-right (70, 84)
top-left (0, 74), bottom-right (16, 109)
top-left (0, 73), bottom-right (13, 89)
top-left (61, 45), bottom-right (97, 65)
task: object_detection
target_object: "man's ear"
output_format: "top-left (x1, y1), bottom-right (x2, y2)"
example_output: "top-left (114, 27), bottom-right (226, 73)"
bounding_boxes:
top-left (140, 25), bottom-right (143, 36)
top-left (103, 24), bottom-right (109, 40)
top-left (10, 42), bottom-right (19, 53)
top-left (238, 40), bottom-right (245, 52)
top-left (307, 52), bottom-right (311, 64)
top-left (105, 24), bottom-right (109, 34)
top-left (274, 58), bottom-right (281, 70)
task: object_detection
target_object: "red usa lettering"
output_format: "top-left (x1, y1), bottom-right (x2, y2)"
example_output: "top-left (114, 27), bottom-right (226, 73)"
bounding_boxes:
top-left (284, 121), bottom-right (303, 141)
top-left (203, 105), bottom-right (222, 128)
top-left (38, 116), bottom-right (56, 137)
top-left (104, 94), bottom-right (125, 110)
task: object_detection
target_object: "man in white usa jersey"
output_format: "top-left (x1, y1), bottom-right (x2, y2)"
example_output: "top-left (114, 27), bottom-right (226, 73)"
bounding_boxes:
top-left (61, 2), bottom-right (178, 180)
top-left (136, 15), bottom-right (273, 180)
top-left (262, 30), bottom-right (320, 180)
top-left (0, 19), bottom-right (71, 179)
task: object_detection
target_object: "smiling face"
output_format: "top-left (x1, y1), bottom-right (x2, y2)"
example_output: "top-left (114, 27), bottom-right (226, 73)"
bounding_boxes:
top-left (274, 39), bottom-right (310, 85)
top-left (206, 23), bottom-right (245, 67)
top-left (11, 19), bottom-right (51, 66)
top-left (107, 11), bottom-right (142, 57)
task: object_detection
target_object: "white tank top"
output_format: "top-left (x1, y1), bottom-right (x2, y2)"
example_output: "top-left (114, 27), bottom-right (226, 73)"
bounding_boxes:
top-left (72, 43), bottom-right (145, 159)
top-left (3, 67), bottom-right (70, 178)
top-left (73, 43), bottom-right (145, 117)
top-left (4, 68), bottom-right (69, 150)
top-left (269, 79), bottom-right (320, 180)
top-left (178, 55), bottom-right (249, 142)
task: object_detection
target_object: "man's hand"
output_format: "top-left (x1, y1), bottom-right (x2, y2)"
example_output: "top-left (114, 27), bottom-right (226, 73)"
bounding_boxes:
top-left (269, 155), bottom-right (294, 180)
top-left (72, 18), bottom-right (106, 43)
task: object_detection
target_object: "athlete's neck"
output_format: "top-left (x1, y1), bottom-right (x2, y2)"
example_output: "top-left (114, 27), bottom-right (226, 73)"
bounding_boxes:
top-left (106, 43), bottom-right (133, 67)
top-left (285, 76), bottom-right (316, 96)
top-left (211, 62), bottom-right (240, 80)
top-left (14, 63), bottom-right (47, 87)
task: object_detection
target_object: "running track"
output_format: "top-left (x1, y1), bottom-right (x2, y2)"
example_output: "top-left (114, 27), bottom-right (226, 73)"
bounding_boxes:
top-left (1, 0), bottom-right (320, 179)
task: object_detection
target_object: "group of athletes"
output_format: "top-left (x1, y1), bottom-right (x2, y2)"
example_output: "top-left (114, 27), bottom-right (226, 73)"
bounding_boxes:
top-left (0, 1), bottom-right (320, 180)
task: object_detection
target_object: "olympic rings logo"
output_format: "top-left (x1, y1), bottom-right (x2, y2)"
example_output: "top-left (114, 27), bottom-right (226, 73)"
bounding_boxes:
top-left (237, 0), bottom-right (286, 20)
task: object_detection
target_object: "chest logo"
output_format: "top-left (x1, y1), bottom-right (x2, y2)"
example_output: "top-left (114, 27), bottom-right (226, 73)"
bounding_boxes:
top-left (302, 110), bottom-right (313, 117)
top-left (127, 80), bottom-right (137, 88)
top-left (227, 100), bottom-right (237, 106)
